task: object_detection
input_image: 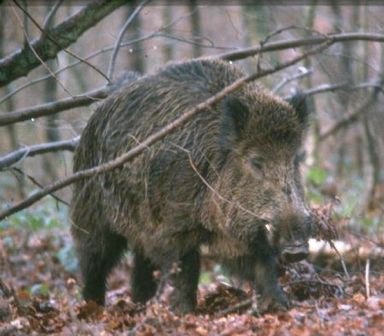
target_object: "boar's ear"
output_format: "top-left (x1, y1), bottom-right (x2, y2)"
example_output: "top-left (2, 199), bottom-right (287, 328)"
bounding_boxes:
top-left (287, 91), bottom-right (310, 127)
top-left (220, 96), bottom-right (250, 147)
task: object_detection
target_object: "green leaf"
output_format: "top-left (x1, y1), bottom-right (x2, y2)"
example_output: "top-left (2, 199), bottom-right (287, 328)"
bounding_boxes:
top-left (306, 166), bottom-right (328, 185)
top-left (30, 283), bottom-right (50, 296)
top-left (199, 272), bottom-right (212, 285)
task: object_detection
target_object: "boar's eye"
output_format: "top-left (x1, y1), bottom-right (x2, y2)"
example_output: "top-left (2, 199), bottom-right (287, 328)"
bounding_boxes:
top-left (250, 157), bottom-right (264, 171)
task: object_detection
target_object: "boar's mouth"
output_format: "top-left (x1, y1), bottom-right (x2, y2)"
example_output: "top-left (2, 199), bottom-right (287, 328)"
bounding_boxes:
top-left (280, 242), bottom-right (309, 263)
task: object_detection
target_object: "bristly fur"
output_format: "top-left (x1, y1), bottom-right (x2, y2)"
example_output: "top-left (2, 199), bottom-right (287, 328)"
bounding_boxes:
top-left (71, 58), bottom-right (312, 313)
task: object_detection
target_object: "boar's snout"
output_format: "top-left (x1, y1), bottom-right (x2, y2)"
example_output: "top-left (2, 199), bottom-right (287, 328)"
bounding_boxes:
top-left (275, 213), bottom-right (312, 264)
top-left (280, 241), bottom-right (309, 263)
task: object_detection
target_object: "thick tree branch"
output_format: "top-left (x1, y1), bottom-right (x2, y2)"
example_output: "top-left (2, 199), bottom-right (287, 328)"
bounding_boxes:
top-left (0, 0), bottom-right (126, 88)
top-left (13, 0), bottom-right (110, 83)
top-left (11, 3), bottom-right (75, 98)
top-left (0, 87), bottom-right (110, 126)
top-left (0, 40), bottom-right (332, 221)
top-left (0, 136), bottom-right (80, 170)
top-left (216, 33), bottom-right (384, 61)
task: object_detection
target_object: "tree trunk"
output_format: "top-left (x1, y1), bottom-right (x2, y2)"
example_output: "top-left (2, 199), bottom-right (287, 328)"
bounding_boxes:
top-left (126, 3), bottom-right (145, 73)
top-left (0, 7), bottom-right (25, 198)
top-left (188, 0), bottom-right (202, 58)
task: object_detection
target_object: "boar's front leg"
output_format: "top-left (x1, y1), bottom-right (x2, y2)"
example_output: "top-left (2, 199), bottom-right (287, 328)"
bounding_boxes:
top-left (253, 252), bottom-right (291, 313)
top-left (131, 248), bottom-right (157, 304)
top-left (169, 249), bottom-right (200, 314)
top-left (227, 223), bottom-right (290, 313)
top-left (77, 228), bottom-right (127, 305)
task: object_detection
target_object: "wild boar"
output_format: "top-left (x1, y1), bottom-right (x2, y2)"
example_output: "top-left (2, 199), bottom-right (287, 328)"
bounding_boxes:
top-left (71, 58), bottom-right (312, 313)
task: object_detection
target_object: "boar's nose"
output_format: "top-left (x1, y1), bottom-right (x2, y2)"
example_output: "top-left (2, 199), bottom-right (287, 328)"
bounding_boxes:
top-left (280, 242), bottom-right (309, 263)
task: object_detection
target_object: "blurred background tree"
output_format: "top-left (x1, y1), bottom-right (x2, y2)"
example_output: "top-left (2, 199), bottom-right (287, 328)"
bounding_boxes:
top-left (0, 1), bottom-right (383, 239)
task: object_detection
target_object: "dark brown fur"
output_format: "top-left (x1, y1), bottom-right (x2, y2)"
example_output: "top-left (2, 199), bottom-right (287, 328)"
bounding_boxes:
top-left (71, 59), bottom-right (312, 313)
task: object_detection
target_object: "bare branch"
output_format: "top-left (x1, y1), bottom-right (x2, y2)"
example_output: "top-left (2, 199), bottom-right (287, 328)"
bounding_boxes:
top-left (11, 3), bottom-right (74, 98)
top-left (42, 0), bottom-right (64, 30)
top-left (156, 32), bottom-right (233, 51)
top-left (13, 0), bottom-right (110, 84)
top-left (354, 81), bottom-right (384, 93)
top-left (283, 81), bottom-right (384, 100)
top-left (1, 7), bottom-right (224, 104)
top-left (0, 0), bottom-right (126, 87)
top-left (0, 87), bottom-right (110, 126)
top-left (0, 39), bottom-right (333, 221)
top-left (11, 168), bottom-right (70, 207)
top-left (272, 66), bottom-right (313, 93)
top-left (302, 82), bottom-right (349, 97)
top-left (215, 298), bottom-right (252, 317)
top-left (0, 46), bottom-right (118, 105)
top-left (0, 136), bottom-right (79, 170)
top-left (215, 32), bottom-right (384, 62)
top-left (319, 94), bottom-right (378, 142)
top-left (107, 0), bottom-right (150, 79)
top-left (0, 33), bottom-right (231, 105)
top-left (365, 259), bottom-right (371, 299)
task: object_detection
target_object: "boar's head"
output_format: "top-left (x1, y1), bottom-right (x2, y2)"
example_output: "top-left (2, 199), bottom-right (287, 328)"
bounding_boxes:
top-left (211, 90), bottom-right (312, 263)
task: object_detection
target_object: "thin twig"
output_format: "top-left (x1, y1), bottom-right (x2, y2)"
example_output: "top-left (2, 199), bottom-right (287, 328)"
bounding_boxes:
top-left (157, 32), bottom-right (232, 50)
top-left (0, 278), bottom-right (13, 298)
top-left (301, 82), bottom-right (349, 97)
top-left (0, 136), bottom-right (80, 170)
top-left (107, 0), bottom-right (150, 80)
top-left (282, 82), bottom-right (349, 101)
top-left (319, 90), bottom-right (379, 141)
top-left (329, 240), bottom-right (350, 279)
top-left (173, 143), bottom-right (268, 221)
top-left (255, 25), bottom-right (314, 73)
top-left (215, 298), bottom-right (252, 317)
top-left (283, 81), bottom-right (384, 101)
top-left (365, 259), bottom-right (370, 299)
top-left (11, 168), bottom-right (70, 206)
top-left (272, 67), bottom-right (313, 93)
top-left (0, 278), bottom-right (20, 310)
top-left (0, 39), bottom-right (333, 221)
top-left (42, 0), bottom-right (64, 30)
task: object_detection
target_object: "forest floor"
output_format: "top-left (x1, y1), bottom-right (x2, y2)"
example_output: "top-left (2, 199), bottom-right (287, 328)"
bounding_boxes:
top-left (1, 225), bottom-right (384, 336)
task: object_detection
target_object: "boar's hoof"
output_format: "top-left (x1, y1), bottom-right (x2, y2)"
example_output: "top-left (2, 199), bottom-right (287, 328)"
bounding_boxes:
top-left (170, 294), bottom-right (196, 315)
top-left (170, 300), bottom-right (195, 315)
top-left (259, 290), bottom-right (291, 314)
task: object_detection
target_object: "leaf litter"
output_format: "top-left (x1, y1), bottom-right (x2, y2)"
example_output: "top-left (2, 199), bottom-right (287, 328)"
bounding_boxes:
top-left (1, 207), bottom-right (384, 335)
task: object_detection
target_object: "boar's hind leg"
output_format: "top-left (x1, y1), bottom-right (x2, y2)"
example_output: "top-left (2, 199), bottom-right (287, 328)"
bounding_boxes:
top-left (131, 248), bottom-right (157, 304)
top-left (170, 249), bottom-right (200, 314)
top-left (78, 229), bottom-right (127, 305)
top-left (254, 253), bottom-right (291, 313)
